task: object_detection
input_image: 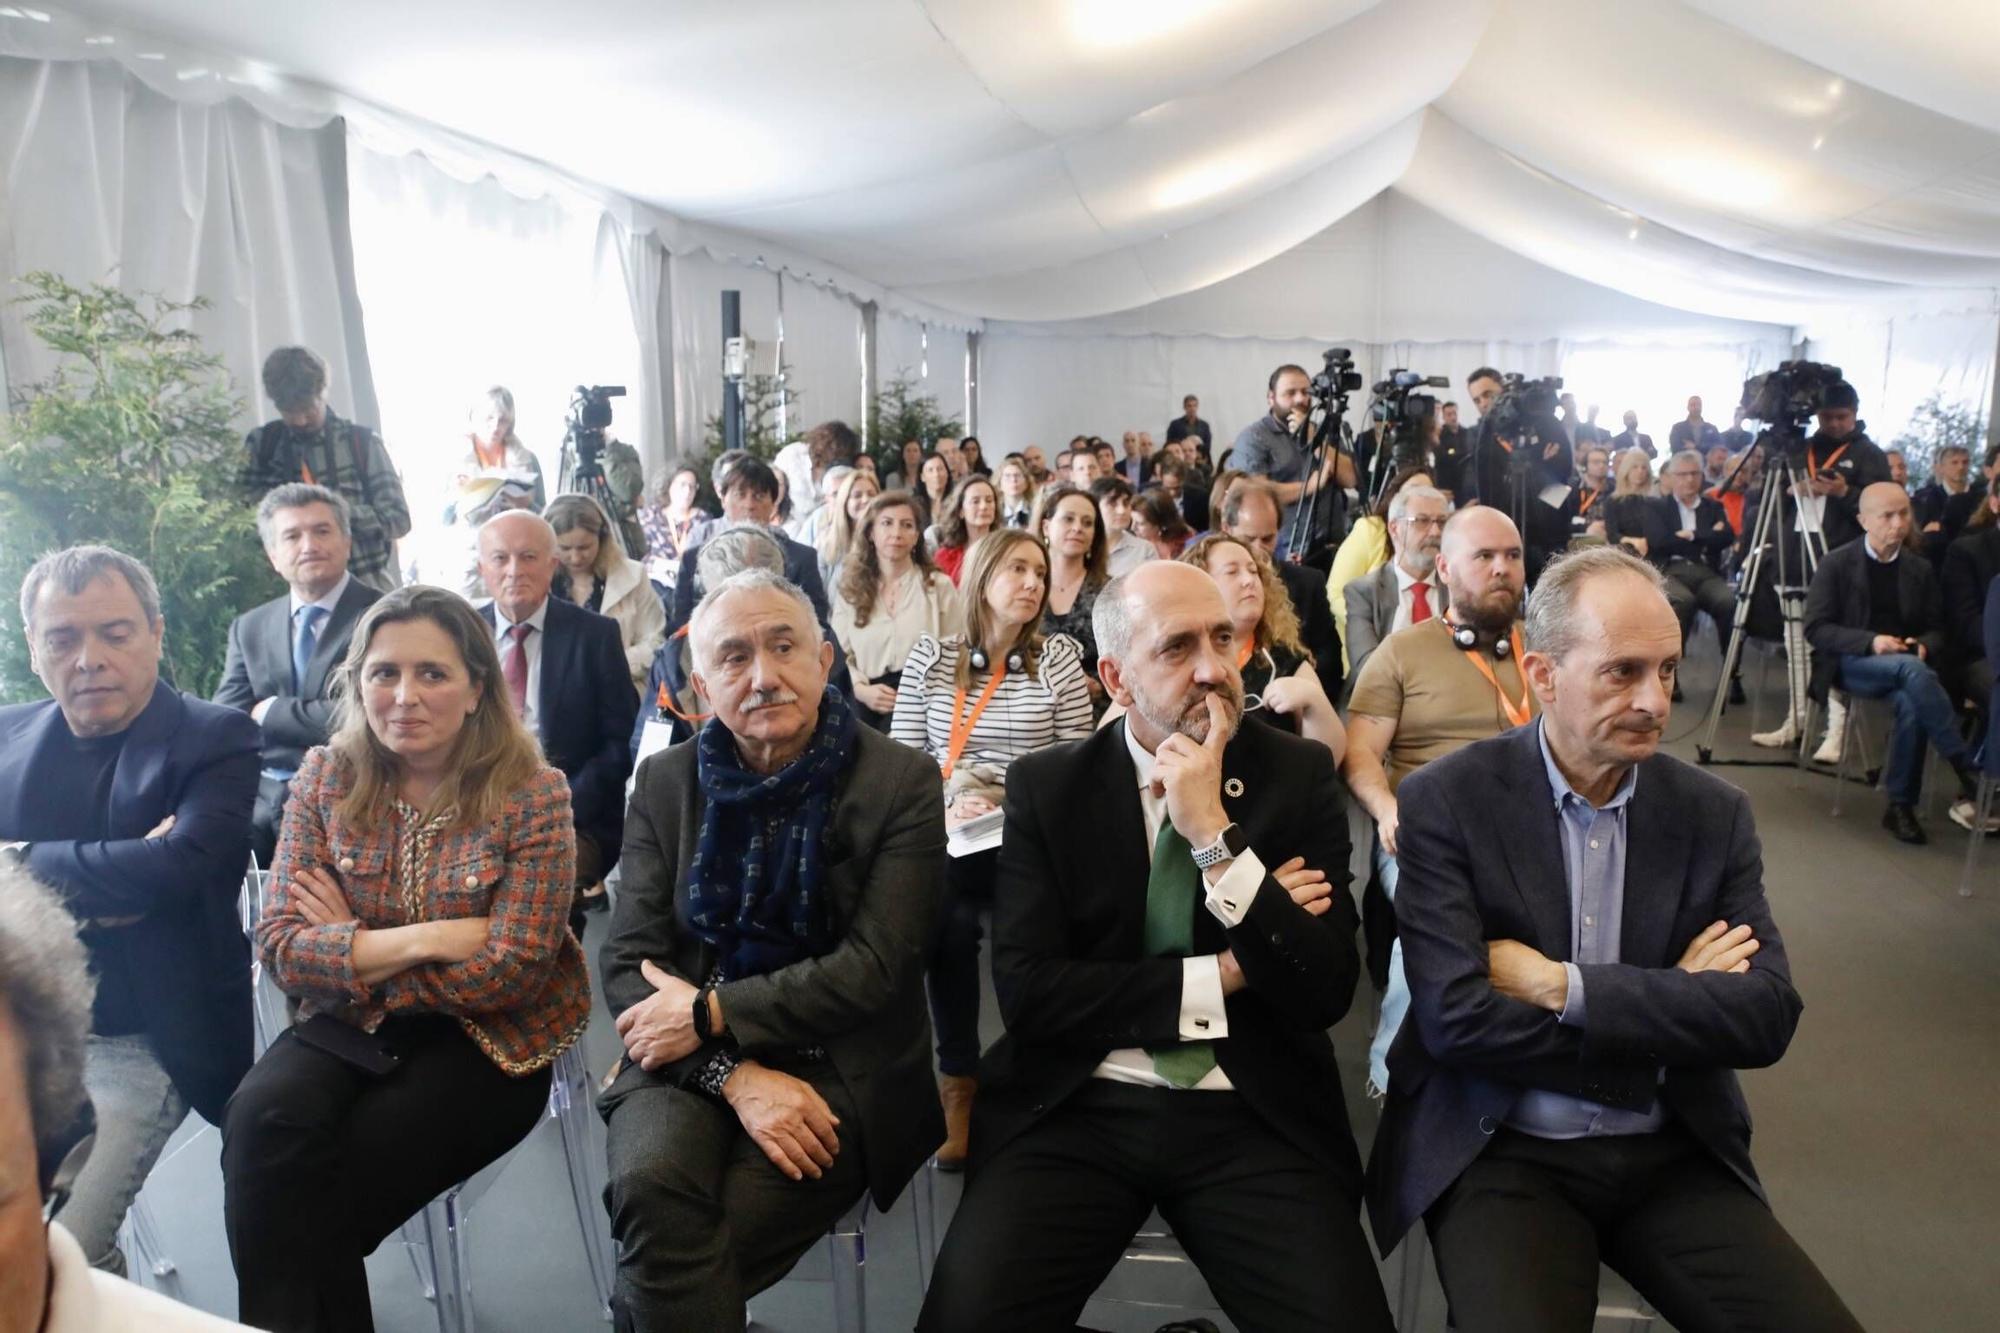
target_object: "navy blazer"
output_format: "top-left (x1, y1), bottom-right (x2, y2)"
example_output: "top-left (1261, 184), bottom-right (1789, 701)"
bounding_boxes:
top-left (1641, 494), bottom-right (1734, 572)
top-left (0, 682), bottom-right (259, 1123)
top-left (213, 578), bottom-right (382, 772)
top-left (1366, 723), bottom-right (1802, 1251)
top-left (482, 597), bottom-right (638, 864)
top-left (974, 720), bottom-right (1365, 1191)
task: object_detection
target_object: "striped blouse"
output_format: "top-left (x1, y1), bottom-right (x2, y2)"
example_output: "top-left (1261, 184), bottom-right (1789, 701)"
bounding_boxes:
top-left (889, 633), bottom-right (1094, 778)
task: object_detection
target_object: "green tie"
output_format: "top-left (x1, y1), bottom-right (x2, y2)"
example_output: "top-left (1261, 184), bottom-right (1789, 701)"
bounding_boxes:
top-left (1144, 819), bottom-right (1219, 1088)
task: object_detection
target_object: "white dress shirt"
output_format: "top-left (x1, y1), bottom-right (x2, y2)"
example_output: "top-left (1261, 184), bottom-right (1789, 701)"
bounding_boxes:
top-left (1092, 720), bottom-right (1268, 1091)
top-left (1674, 496), bottom-right (1700, 532)
top-left (492, 598), bottom-right (551, 736)
top-left (288, 571), bottom-right (351, 625)
top-left (1390, 562), bottom-right (1440, 636)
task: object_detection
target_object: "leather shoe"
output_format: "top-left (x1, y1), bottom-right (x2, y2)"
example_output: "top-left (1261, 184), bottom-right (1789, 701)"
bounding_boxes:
top-left (1882, 804), bottom-right (1927, 844)
top-left (1728, 677), bottom-right (1747, 705)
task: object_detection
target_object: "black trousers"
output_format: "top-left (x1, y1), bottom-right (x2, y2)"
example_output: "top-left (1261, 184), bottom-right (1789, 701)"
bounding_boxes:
top-left (598, 1055), bottom-right (866, 1332)
top-left (221, 1015), bottom-right (552, 1333)
top-left (1663, 559), bottom-right (1738, 660)
top-left (1426, 1125), bottom-right (1861, 1333)
top-left (918, 1080), bottom-right (1392, 1333)
top-left (928, 846), bottom-right (997, 1076)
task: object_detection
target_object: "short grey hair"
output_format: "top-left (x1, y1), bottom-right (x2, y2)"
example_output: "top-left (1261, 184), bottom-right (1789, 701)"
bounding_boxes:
top-left (256, 483), bottom-right (351, 546)
top-left (688, 569), bottom-right (822, 667)
top-left (20, 545), bottom-right (163, 633)
top-left (1666, 449), bottom-right (1704, 476)
top-left (0, 857), bottom-right (94, 1170)
top-left (1388, 483), bottom-right (1449, 524)
top-left (695, 525), bottom-right (786, 596)
top-left (470, 384), bottom-right (515, 425)
top-left (1092, 571), bottom-right (1138, 662)
top-left (1525, 545), bottom-right (1667, 661)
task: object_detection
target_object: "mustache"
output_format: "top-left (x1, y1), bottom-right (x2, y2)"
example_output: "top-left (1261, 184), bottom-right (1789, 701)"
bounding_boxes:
top-left (743, 689), bottom-right (800, 710)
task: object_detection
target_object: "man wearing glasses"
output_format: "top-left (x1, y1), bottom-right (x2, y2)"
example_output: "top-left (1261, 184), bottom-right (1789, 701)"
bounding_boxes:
top-left (1344, 484), bottom-right (1452, 682)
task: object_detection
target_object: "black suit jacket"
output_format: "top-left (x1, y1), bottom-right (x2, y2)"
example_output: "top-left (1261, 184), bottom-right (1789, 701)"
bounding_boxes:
top-left (973, 720), bottom-right (1364, 1192)
top-left (1942, 526), bottom-right (2000, 665)
top-left (1610, 429), bottom-right (1656, 459)
top-left (482, 598), bottom-right (638, 863)
top-left (1641, 494), bottom-right (1734, 572)
top-left (214, 579), bottom-right (382, 773)
top-left (1276, 560), bottom-right (1343, 702)
top-left (1803, 537), bottom-right (1948, 700)
top-left (601, 723), bottom-right (947, 1210)
top-left (1367, 724), bottom-right (1801, 1250)
top-left (0, 683), bottom-right (258, 1123)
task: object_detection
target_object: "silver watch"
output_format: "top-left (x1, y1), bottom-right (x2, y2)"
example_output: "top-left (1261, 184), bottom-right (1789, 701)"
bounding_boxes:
top-left (1190, 823), bottom-right (1247, 870)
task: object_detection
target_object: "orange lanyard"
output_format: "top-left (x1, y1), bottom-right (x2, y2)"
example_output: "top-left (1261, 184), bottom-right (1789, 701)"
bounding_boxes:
top-left (1806, 442), bottom-right (1848, 476)
top-left (299, 457), bottom-right (315, 485)
top-left (1578, 487), bottom-right (1600, 516)
top-left (1459, 627), bottom-right (1532, 729)
top-left (942, 665), bottom-right (1007, 779)
top-left (1236, 640), bottom-right (1255, 669)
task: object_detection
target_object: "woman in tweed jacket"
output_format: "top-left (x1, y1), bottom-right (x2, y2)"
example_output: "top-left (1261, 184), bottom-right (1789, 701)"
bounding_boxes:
top-left (221, 585), bottom-right (590, 1333)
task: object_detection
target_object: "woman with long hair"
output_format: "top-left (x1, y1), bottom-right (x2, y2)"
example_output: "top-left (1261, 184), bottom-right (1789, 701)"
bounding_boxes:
top-left (834, 491), bottom-right (961, 730)
top-left (447, 385), bottom-right (545, 519)
top-left (1184, 533), bottom-right (1345, 762)
top-left (812, 467), bottom-right (880, 586)
top-left (916, 452), bottom-right (954, 531)
top-left (544, 494), bottom-right (666, 691)
top-left (959, 435), bottom-right (992, 477)
top-left (996, 454), bottom-right (1037, 529)
top-left (1033, 480), bottom-right (1112, 713)
top-left (223, 586), bottom-right (589, 1332)
top-left (636, 464), bottom-right (711, 591)
top-left (1605, 449), bottom-right (1658, 557)
top-left (885, 439), bottom-right (926, 492)
top-left (1129, 486), bottom-right (1194, 560)
top-left (889, 529), bottom-right (1091, 1169)
top-left (932, 474), bottom-right (1000, 584)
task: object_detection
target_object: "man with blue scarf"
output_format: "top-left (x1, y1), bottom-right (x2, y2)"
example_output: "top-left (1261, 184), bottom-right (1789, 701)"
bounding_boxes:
top-left (598, 569), bottom-right (946, 1332)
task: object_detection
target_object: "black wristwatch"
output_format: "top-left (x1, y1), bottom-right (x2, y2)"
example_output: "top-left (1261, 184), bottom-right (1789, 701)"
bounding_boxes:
top-left (692, 984), bottom-right (720, 1043)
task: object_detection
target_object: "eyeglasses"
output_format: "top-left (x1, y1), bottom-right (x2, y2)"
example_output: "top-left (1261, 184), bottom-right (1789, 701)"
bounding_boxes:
top-left (1239, 647), bottom-right (1278, 712)
top-left (1400, 515), bottom-right (1448, 531)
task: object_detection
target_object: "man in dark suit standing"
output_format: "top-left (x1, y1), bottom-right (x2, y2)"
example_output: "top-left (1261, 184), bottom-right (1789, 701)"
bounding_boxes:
top-left (919, 562), bottom-right (1391, 1332)
top-left (214, 483), bottom-right (381, 863)
top-left (599, 569), bottom-right (944, 1331)
top-left (1165, 393), bottom-right (1213, 465)
top-left (1371, 545), bottom-right (1859, 1331)
top-left (1223, 477), bottom-right (1343, 702)
top-left (1644, 451), bottom-right (1741, 700)
top-left (1610, 409), bottom-right (1656, 460)
top-left (477, 511), bottom-right (638, 906)
top-left (0, 546), bottom-right (258, 1272)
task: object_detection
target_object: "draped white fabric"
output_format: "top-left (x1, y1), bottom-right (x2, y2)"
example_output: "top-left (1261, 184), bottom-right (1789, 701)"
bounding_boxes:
top-left (0, 55), bottom-right (376, 429)
top-left (776, 275), bottom-right (864, 438)
top-left (668, 252), bottom-right (778, 463)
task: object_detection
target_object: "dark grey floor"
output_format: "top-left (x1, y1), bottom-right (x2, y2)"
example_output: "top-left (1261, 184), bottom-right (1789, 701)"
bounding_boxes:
top-left (117, 645), bottom-right (1997, 1331)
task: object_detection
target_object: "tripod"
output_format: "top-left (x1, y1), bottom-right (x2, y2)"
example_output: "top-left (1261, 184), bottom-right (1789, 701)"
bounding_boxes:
top-left (1695, 435), bottom-right (1826, 765)
top-left (558, 435), bottom-right (633, 558)
top-left (1284, 392), bottom-right (1354, 564)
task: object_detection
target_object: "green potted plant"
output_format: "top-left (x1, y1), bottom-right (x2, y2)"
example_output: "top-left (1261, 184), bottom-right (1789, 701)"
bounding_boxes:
top-left (867, 374), bottom-right (963, 475)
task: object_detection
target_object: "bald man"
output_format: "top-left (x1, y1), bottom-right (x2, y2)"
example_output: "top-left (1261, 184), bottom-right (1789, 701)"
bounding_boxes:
top-left (478, 511), bottom-right (638, 898)
top-left (1343, 507), bottom-right (1534, 1096)
top-left (1804, 482), bottom-right (1989, 843)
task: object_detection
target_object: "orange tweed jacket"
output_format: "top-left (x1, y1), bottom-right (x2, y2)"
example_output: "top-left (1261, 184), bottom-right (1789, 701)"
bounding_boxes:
top-left (261, 746), bottom-right (591, 1075)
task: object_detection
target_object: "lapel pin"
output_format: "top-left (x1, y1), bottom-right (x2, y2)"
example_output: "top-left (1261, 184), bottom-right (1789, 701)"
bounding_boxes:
top-left (1224, 777), bottom-right (1244, 798)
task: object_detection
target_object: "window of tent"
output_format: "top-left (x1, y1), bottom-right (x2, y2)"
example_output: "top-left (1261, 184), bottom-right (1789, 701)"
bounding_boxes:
top-left (1558, 343), bottom-right (1775, 448)
top-left (346, 146), bottom-right (645, 546)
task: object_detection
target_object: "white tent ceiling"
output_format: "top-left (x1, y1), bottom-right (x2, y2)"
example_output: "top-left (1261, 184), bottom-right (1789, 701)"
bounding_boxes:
top-left (6, 0), bottom-right (1999, 335)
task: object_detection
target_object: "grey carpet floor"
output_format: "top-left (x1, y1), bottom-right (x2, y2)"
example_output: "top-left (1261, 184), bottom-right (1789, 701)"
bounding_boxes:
top-left (113, 655), bottom-right (1997, 1330)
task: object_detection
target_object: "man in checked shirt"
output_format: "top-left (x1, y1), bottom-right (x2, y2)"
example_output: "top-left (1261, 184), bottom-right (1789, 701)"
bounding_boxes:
top-left (238, 346), bottom-right (410, 591)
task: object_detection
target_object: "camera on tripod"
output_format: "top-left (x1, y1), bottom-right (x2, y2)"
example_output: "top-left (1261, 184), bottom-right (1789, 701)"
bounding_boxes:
top-left (1738, 360), bottom-right (1844, 452)
top-left (1486, 373), bottom-right (1563, 442)
top-left (564, 384), bottom-right (626, 473)
top-left (1312, 347), bottom-right (1363, 403)
top-left (1369, 369), bottom-right (1449, 473)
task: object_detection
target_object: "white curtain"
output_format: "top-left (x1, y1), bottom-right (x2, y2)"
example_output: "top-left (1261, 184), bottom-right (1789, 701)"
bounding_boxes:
top-left (777, 274), bottom-right (864, 436)
top-left (1803, 302), bottom-right (2000, 455)
top-left (608, 218), bottom-right (672, 477)
top-left (345, 144), bottom-right (643, 543)
top-left (669, 251), bottom-right (780, 461)
top-left (0, 56), bottom-right (376, 431)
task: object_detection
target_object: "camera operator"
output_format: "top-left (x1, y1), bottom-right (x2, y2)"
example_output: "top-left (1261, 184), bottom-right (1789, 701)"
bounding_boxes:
top-left (1433, 401), bottom-right (1470, 499)
top-left (561, 387), bottom-right (648, 556)
top-left (1788, 380), bottom-right (1891, 553)
top-left (1231, 363), bottom-right (1356, 561)
top-left (1463, 367), bottom-right (1573, 583)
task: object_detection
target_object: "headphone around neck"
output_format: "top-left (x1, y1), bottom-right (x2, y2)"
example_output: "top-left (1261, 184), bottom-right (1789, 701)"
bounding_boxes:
top-left (1445, 612), bottom-right (1512, 658)
top-left (967, 644), bottom-right (1027, 673)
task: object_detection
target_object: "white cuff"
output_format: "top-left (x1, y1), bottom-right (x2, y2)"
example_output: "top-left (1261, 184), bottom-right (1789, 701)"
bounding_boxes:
top-left (1179, 955), bottom-right (1230, 1041)
top-left (1202, 848), bottom-right (1266, 928)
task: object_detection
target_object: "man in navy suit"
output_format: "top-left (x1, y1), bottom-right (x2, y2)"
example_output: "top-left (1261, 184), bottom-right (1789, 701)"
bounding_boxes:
top-left (477, 511), bottom-right (638, 909)
top-left (0, 545), bottom-right (258, 1272)
top-left (214, 483), bottom-right (382, 863)
top-left (1369, 545), bottom-right (1857, 1331)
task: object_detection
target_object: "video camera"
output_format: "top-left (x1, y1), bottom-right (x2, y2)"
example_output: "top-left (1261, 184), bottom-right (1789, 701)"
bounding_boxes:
top-left (1312, 347), bottom-right (1364, 402)
top-left (1738, 360), bottom-right (1845, 449)
top-left (1368, 369), bottom-right (1449, 475)
top-left (564, 384), bottom-right (626, 472)
top-left (1485, 373), bottom-right (1564, 443)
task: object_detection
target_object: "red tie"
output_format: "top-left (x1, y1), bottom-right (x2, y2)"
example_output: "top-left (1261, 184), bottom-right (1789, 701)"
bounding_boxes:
top-left (1410, 580), bottom-right (1433, 624)
top-left (503, 623), bottom-right (531, 715)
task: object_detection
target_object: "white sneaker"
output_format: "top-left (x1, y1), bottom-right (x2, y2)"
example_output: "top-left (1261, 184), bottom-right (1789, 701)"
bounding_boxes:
top-left (1949, 800), bottom-right (2000, 834)
top-left (1812, 697), bottom-right (1848, 765)
top-left (1751, 718), bottom-right (1799, 748)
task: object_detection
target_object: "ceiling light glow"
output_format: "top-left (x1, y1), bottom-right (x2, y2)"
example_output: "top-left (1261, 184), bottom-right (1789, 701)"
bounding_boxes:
top-left (1069, 0), bottom-right (1222, 51)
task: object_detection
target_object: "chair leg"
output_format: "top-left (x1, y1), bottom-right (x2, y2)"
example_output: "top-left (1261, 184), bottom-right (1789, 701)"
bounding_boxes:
top-left (419, 1191), bottom-right (474, 1333)
top-left (1962, 775), bottom-right (1995, 899)
top-left (1395, 1224), bottom-right (1429, 1331)
top-left (829, 1225), bottom-right (866, 1333)
top-left (552, 1048), bottom-right (616, 1319)
top-left (909, 1163), bottom-right (937, 1294)
top-left (121, 1194), bottom-right (176, 1282)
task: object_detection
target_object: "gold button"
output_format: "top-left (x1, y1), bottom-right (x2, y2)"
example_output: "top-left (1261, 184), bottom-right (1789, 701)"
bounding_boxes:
top-left (464, 874), bottom-right (479, 888)
top-left (337, 856), bottom-right (354, 871)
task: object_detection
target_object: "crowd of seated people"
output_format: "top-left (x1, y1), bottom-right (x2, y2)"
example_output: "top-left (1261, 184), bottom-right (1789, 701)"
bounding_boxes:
top-left (12, 339), bottom-right (1997, 1333)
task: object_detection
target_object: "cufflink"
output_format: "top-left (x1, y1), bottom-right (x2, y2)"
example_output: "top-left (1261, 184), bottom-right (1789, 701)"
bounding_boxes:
top-left (1195, 1018), bottom-right (1210, 1030)
top-left (337, 856), bottom-right (355, 871)
top-left (1224, 778), bottom-right (1244, 798)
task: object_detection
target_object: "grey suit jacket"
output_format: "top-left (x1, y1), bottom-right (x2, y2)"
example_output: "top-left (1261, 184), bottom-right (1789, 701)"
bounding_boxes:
top-left (1343, 563), bottom-right (1447, 684)
top-left (600, 722), bottom-right (947, 1209)
top-left (213, 578), bottom-right (381, 772)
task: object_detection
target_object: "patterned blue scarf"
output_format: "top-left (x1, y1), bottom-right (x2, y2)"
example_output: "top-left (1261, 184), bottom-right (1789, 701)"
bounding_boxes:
top-left (686, 685), bottom-right (856, 981)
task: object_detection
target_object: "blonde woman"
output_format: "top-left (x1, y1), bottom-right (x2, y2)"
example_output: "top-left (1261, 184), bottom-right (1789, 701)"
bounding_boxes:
top-left (544, 494), bottom-right (666, 690)
top-left (1604, 449), bottom-right (1658, 557)
top-left (834, 491), bottom-right (961, 730)
top-left (447, 385), bottom-right (544, 519)
top-left (996, 454), bottom-right (1037, 529)
top-left (813, 467), bottom-right (880, 586)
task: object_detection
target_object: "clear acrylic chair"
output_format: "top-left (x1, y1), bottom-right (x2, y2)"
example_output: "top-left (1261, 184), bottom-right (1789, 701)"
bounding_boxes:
top-left (401, 1041), bottom-right (615, 1332)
